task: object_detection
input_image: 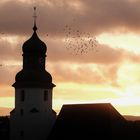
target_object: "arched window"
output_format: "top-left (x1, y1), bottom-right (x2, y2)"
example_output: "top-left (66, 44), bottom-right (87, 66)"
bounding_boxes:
top-left (21, 90), bottom-right (25, 102)
top-left (44, 90), bottom-right (48, 101)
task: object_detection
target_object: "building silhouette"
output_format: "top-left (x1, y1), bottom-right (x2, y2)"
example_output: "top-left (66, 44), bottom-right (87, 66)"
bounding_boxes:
top-left (48, 103), bottom-right (140, 140)
top-left (10, 20), bottom-right (56, 140)
top-left (0, 116), bottom-right (9, 140)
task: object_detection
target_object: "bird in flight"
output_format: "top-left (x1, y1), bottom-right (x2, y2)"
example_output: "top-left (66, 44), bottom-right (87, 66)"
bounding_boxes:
top-left (63, 25), bottom-right (99, 55)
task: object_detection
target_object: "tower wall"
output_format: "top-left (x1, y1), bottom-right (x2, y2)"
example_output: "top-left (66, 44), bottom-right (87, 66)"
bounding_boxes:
top-left (10, 21), bottom-right (56, 140)
top-left (15, 88), bottom-right (53, 113)
top-left (10, 88), bottom-right (56, 140)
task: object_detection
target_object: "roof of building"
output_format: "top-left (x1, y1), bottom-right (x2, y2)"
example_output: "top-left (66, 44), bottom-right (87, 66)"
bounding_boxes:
top-left (23, 24), bottom-right (47, 54)
top-left (13, 70), bottom-right (55, 88)
top-left (48, 103), bottom-right (126, 140)
top-left (12, 24), bottom-right (55, 88)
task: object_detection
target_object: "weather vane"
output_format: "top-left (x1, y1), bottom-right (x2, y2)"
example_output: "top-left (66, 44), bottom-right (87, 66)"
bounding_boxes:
top-left (33, 6), bottom-right (37, 25)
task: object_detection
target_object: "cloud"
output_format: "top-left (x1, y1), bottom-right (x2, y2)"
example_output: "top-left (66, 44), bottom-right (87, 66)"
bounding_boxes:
top-left (0, 34), bottom-right (125, 65)
top-left (0, 40), bottom-right (139, 90)
top-left (0, 30), bottom-right (140, 89)
top-left (0, 0), bottom-right (140, 91)
top-left (47, 38), bottom-right (140, 65)
top-left (0, 0), bottom-right (140, 36)
top-left (124, 51), bottom-right (140, 63)
top-left (46, 38), bottom-right (124, 64)
top-left (48, 62), bottom-right (120, 87)
top-left (0, 37), bottom-right (22, 62)
top-left (0, 34), bottom-right (140, 66)
top-left (0, 66), bottom-right (20, 85)
top-left (79, 0), bottom-right (140, 34)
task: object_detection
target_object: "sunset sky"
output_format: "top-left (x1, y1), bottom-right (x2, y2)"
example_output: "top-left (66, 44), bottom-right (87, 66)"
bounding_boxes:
top-left (1, 0), bottom-right (140, 116)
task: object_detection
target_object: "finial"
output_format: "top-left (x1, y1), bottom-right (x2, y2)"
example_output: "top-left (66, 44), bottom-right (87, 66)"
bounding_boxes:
top-left (33, 6), bottom-right (37, 31)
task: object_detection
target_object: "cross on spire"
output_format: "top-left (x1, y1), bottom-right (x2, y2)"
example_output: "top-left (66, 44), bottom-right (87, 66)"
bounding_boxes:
top-left (33, 6), bottom-right (37, 31)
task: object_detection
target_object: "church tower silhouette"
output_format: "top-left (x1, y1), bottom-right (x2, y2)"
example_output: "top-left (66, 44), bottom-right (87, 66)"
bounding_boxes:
top-left (10, 8), bottom-right (56, 140)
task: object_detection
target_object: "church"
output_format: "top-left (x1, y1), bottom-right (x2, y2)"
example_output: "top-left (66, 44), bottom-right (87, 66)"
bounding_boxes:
top-left (9, 10), bottom-right (140, 140)
top-left (10, 10), bottom-right (56, 140)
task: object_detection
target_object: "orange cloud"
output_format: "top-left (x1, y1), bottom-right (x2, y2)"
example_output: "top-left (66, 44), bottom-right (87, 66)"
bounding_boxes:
top-left (48, 62), bottom-right (120, 86)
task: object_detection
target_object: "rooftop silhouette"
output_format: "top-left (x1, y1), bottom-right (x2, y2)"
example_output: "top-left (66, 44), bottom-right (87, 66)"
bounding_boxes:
top-left (48, 103), bottom-right (140, 140)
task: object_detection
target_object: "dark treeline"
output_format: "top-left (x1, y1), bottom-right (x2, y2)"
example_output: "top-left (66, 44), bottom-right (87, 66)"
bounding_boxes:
top-left (0, 116), bottom-right (10, 140)
top-left (1, 115), bottom-right (140, 140)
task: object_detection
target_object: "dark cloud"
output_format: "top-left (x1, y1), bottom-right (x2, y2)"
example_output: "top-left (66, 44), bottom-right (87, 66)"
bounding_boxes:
top-left (0, 0), bottom-right (140, 36)
top-left (80, 0), bottom-right (140, 34)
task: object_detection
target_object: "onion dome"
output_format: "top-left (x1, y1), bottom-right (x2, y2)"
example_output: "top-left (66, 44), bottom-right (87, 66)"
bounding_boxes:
top-left (12, 24), bottom-right (55, 88)
top-left (23, 25), bottom-right (47, 54)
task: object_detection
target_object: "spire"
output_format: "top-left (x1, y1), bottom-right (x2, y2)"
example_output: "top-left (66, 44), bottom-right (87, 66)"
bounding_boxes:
top-left (33, 6), bottom-right (37, 32)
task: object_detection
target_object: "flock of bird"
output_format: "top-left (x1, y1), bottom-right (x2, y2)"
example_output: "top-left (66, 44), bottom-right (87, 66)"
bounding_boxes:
top-left (63, 25), bottom-right (98, 55)
top-left (0, 25), bottom-right (99, 67)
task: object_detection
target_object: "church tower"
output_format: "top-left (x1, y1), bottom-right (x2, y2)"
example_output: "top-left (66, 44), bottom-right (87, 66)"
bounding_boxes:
top-left (10, 8), bottom-right (56, 140)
